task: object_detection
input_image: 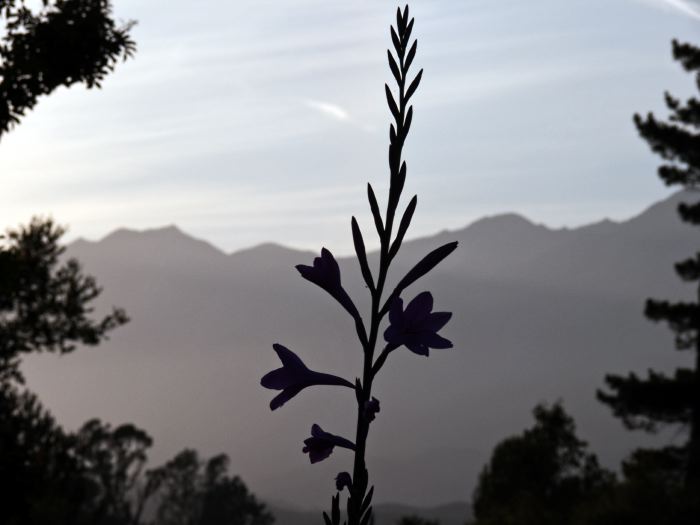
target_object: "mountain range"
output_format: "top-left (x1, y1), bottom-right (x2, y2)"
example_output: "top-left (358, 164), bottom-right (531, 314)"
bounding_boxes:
top-left (22, 191), bottom-right (698, 518)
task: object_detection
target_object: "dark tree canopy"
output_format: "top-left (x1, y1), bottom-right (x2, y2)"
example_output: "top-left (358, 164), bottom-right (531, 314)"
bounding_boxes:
top-left (151, 449), bottom-right (275, 525)
top-left (0, 381), bottom-right (95, 524)
top-left (0, 218), bottom-right (128, 382)
top-left (397, 517), bottom-right (439, 525)
top-left (74, 419), bottom-right (159, 525)
top-left (0, 0), bottom-right (136, 137)
top-left (1, 383), bottom-right (274, 525)
top-left (472, 403), bottom-right (613, 525)
top-left (598, 39), bottom-right (700, 489)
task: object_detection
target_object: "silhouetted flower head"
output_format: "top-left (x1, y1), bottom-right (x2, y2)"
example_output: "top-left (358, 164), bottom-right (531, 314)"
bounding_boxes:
top-left (384, 291), bottom-right (452, 356)
top-left (261, 344), bottom-right (354, 410)
top-left (335, 472), bottom-right (352, 492)
top-left (296, 248), bottom-right (359, 318)
top-left (363, 397), bottom-right (380, 422)
top-left (303, 424), bottom-right (356, 464)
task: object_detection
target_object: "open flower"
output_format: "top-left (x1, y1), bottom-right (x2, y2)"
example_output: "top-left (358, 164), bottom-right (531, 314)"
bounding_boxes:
top-left (296, 248), bottom-right (359, 318)
top-left (384, 291), bottom-right (452, 356)
top-left (303, 424), bottom-right (355, 464)
top-left (261, 344), bottom-right (354, 410)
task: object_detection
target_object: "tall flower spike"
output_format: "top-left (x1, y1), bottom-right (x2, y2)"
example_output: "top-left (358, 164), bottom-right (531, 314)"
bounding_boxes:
top-left (303, 424), bottom-right (356, 464)
top-left (261, 344), bottom-right (355, 410)
top-left (384, 291), bottom-right (452, 356)
top-left (296, 248), bottom-right (360, 319)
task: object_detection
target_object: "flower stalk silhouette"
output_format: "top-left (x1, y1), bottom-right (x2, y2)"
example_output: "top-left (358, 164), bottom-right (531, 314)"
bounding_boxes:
top-left (261, 6), bottom-right (457, 524)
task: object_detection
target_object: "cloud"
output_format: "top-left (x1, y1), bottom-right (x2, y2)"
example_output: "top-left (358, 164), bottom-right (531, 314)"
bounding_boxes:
top-left (647, 0), bottom-right (700, 19)
top-left (304, 99), bottom-right (350, 121)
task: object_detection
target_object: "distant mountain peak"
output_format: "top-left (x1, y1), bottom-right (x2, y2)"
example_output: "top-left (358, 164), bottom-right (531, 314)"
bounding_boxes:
top-left (464, 212), bottom-right (548, 236)
top-left (100, 224), bottom-right (185, 242)
top-left (230, 242), bottom-right (307, 257)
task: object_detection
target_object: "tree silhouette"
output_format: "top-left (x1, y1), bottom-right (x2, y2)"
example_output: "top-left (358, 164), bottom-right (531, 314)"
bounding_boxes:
top-left (74, 419), bottom-right (160, 525)
top-left (471, 403), bottom-right (613, 525)
top-left (151, 449), bottom-right (274, 525)
top-left (0, 381), bottom-right (95, 524)
top-left (597, 40), bottom-right (700, 489)
top-left (0, 218), bottom-right (128, 382)
top-left (0, 0), bottom-right (136, 137)
top-left (397, 517), bottom-right (439, 525)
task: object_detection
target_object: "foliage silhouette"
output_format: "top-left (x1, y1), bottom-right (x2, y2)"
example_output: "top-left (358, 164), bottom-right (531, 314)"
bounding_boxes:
top-left (151, 449), bottom-right (274, 525)
top-left (0, 381), bottom-right (94, 525)
top-left (1, 382), bottom-right (273, 525)
top-left (397, 517), bottom-right (439, 525)
top-left (597, 39), bottom-right (700, 490)
top-left (0, 218), bottom-right (128, 383)
top-left (471, 403), bottom-right (614, 525)
top-left (74, 419), bottom-right (159, 525)
top-left (260, 6), bottom-right (457, 525)
top-left (0, 0), bottom-right (136, 138)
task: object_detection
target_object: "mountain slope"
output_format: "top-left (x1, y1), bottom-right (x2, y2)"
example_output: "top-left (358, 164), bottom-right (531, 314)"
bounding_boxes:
top-left (21, 191), bottom-right (699, 508)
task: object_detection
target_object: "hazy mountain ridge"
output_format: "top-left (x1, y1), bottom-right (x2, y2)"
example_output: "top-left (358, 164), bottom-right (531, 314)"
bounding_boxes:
top-left (269, 501), bottom-right (470, 525)
top-left (22, 191), bottom-right (698, 511)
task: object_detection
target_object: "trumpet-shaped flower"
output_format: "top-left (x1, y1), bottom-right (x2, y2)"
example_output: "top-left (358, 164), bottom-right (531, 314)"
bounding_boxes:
top-left (296, 248), bottom-right (359, 318)
top-left (384, 291), bottom-right (452, 356)
top-left (303, 424), bottom-right (355, 464)
top-left (261, 344), bottom-right (354, 410)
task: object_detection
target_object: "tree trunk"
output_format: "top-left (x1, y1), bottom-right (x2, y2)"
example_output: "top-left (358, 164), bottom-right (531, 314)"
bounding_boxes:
top-left (686, 283), bottom-right (700, 489)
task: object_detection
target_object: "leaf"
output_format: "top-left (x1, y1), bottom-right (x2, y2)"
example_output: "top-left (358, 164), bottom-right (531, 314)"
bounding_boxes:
top-left (391, 26), bottom-right (402, 57)
top-left (402, 106), bottom-right (413, 139)
top-left (361, 486), bottom-right (374, 516)
top-left (390, 123), bottom-right (397, 144)
top-left (404, 17), bottom-right (414, 43)
top-left (352, 217), bottom-right (374, 292)
top-left (405, 40), bottom-right (417, 72)
top-left (323, 512), bottom-right (332, 525)
top-left (390, 162), bottom-right (406, 210)
top-left (385, 83), bottom-right (400, 122)
top-left (367, 183), bottom-right (384, 237)
top-left (332, 493), bottom-right (340, 525)
top-left (387, 50), bottom-right (401, 85)
top-left (360, 506), bottom-right (373, 525)
top-left (390, 195), bottom-right (417, 259)
top-left (393, 241), bottom-right (459, 300)
top-left (396, 6), bottom-right (406, 34)
top-left (405, 69), bottom-right (423, 102)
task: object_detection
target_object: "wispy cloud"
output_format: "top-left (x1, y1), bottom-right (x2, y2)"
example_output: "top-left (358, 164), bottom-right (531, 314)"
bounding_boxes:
top-left (645, 0), bottom-right (700, 19)
top-left (304, 99), bottom-right (350, 121)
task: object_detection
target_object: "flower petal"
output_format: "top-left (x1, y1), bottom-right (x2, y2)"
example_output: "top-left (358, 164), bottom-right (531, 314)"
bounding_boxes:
top-left (406, 340), bottom-right (429, 356)
top-left (272, 343), bottom-right (307, 371)
top-left (389, 296), bottom-right (404, 325)
top-left (320, 248), bottom-right (341, 284)
top-left (383, 324), bottom-right (403, 345)
top-left (260, 367), bottom-right (295, 390)
top-left (424, 311), bottom-right (452, 332)
top-left (303, 438), bottom-right (334, 463)
top-left (270, 385), bottom-right (304, 410)
top-left (405, 291), bottom-right (433, 320)
top-left (425, 332), bottom-right (453, 349)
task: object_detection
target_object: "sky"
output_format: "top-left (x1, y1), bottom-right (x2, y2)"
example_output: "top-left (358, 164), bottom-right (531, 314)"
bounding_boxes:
top-left (2, 0), bottom-right (700, 255)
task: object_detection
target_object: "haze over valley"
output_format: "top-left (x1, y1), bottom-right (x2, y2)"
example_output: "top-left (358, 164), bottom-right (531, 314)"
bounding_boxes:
top-left (22, 191), bottom-right (698, 509)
